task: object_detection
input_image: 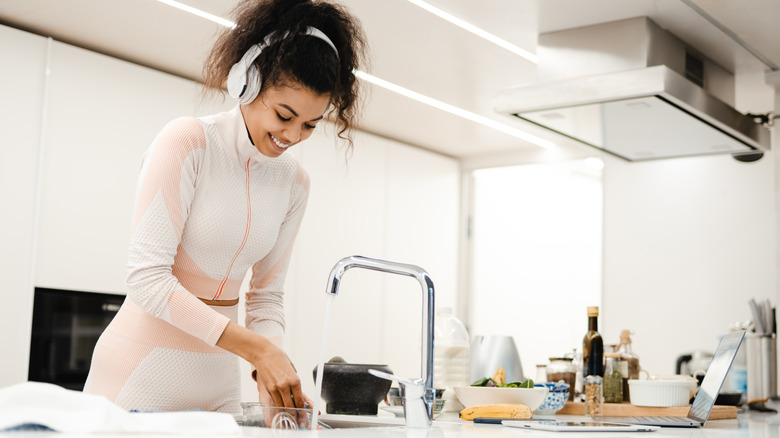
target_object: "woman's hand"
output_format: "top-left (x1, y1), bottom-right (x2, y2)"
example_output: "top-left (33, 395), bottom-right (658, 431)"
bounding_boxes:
top-left (252, 342), bottom-right (304, 408)
top-left (216, 321), bottom-right (305, 408)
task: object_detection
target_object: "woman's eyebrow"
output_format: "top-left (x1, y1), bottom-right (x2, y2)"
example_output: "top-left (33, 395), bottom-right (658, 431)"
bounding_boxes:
top-left (279, 104), bottom-right (299, 117)
top-left (279, 103), bottom-right (325, 122)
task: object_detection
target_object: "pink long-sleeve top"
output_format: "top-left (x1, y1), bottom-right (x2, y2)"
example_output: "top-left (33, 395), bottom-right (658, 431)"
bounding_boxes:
top-left (83, 105), bottom-right (309, 413)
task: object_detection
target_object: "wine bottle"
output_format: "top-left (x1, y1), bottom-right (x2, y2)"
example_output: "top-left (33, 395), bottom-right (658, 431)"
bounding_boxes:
top-left (582, 306), bottom-right (604, 377)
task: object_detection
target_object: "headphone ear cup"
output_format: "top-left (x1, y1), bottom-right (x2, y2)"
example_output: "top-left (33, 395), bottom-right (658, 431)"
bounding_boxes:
top-left (240, 63), bottom-right (262, 105)
top-left (227, 62), bottom-right (248, 100)
top-left (226, 44), bottom-right (264, 104)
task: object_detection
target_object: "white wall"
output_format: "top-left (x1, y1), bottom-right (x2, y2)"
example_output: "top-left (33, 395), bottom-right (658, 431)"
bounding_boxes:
top-left (0, 26), bottom-right (48, 389)
top-left (601, 152), bottom-right (777, 375)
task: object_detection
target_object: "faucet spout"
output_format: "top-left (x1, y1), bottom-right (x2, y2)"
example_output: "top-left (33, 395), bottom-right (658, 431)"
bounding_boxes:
top-left (325, 255), bottom-right (436, 426)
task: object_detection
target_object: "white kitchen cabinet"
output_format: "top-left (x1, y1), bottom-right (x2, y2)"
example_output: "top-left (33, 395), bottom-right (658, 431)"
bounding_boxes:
top-left (34, 41), bottom-right (230, 294)
top-left (0, 25), bottom-right (48, 388)
top-left (381, 141), bottom-right (460, 380)
top-left (2, 25), bottom-right (460, 399)
top-left (286, 130), bottom-right (391, 398)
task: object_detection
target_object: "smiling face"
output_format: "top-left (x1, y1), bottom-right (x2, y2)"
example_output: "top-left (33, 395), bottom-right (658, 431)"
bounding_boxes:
top-left (241, 82), bottom-right (331, 158)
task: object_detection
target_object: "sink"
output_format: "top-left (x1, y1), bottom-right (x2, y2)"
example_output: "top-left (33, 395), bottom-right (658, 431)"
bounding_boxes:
top-left (318, 414), bottom-right (405, 429)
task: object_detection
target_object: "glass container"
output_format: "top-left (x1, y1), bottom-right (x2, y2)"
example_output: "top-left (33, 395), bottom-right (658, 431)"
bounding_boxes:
top-left (547, 357), bottom-right (576, 401)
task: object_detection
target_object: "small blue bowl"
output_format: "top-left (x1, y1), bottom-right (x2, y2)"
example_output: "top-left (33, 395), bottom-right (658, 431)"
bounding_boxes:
top-left (534, 382), bottom-right (570, 415)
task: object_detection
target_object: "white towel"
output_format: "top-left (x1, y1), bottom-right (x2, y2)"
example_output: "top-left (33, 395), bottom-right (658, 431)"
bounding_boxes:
top-left (0, 382), bottom-right (240, 435)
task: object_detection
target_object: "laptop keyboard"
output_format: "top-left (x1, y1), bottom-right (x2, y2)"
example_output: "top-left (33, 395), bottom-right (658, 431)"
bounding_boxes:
top-left (630, 416), bottom-right (691, 424)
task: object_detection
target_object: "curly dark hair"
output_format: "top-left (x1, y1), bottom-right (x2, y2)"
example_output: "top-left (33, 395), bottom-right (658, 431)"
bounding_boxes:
top-left (203, 0), bottom-right (368, 150)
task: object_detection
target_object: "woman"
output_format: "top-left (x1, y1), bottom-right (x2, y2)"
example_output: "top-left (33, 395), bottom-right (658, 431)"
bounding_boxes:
top-left (83, 0), bottom-right (366, 414)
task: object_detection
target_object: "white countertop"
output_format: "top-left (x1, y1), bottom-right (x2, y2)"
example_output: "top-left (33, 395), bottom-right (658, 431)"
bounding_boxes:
top-left (6, 407), bottom-right (780, 437)
top-left (301, 410), bottom-right (775, 438)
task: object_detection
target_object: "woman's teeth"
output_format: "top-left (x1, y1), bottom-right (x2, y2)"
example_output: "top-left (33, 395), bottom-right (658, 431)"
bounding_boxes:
top-left (271, 134), bottom-right (292, 149)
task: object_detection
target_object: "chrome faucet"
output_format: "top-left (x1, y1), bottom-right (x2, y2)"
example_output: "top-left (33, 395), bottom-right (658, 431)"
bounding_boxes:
top-left (326, 255), bottom-right (435, 427)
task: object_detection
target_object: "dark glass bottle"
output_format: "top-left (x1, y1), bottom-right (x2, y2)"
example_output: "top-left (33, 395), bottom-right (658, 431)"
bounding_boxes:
top-left (582, 306), bottom-right (604, 377)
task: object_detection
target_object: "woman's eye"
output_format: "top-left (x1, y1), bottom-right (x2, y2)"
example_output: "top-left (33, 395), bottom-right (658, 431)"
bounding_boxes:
top-left (276, 113), bottom-right (291, 122)
top-left (304, 123), bottom-right (316, 130)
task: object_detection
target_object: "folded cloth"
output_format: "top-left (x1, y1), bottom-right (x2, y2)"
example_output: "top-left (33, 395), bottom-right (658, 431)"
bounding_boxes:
top-left (0, 382), bottom-right (240, 435)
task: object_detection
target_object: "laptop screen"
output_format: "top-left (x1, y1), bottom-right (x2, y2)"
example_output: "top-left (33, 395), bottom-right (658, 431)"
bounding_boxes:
top-left (688, 331), bottom-right (746, 423)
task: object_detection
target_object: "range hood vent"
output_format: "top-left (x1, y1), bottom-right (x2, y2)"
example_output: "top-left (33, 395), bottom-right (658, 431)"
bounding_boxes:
top-left (495, 17), bottom-right (770, 161)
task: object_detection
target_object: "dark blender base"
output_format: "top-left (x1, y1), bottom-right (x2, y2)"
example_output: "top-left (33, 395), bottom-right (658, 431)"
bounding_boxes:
top-left (326, 402), bottom-right (380, 415)
top-left (314, 362), bottom-right (393, 416)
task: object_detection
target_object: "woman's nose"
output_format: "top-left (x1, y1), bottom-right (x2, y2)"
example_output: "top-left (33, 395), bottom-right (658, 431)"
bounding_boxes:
top-left (283, 126), bottom-right (301, 143)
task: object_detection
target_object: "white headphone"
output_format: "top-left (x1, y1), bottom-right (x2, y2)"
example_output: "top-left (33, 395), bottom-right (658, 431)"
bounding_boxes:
top-left (227, 26), bottom-right (339, 105)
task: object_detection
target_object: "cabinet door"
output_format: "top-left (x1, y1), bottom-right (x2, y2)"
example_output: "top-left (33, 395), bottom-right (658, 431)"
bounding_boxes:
top-left (34, 41), bottom-right (229, 293)
top-left (382, 140), bottom-right (460, 379)
top-left (0, 25), bottom-right (49, 387)
top-left (286, 130), bottom-right (389, 397)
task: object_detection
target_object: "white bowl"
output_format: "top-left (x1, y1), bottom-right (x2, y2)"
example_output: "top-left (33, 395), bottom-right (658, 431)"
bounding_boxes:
top-left (453, 386), bottom-right (549, 411)
top-left (628, 380), bottom-right (691, 407)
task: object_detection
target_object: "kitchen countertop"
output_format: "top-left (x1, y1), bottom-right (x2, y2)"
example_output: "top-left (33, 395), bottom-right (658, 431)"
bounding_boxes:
top-left (9, 407), bottom-right (780, 438)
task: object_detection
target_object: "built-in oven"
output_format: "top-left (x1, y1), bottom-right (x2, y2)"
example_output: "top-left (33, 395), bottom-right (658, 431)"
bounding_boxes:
top-left (28, 287), bottom-right (125, 390)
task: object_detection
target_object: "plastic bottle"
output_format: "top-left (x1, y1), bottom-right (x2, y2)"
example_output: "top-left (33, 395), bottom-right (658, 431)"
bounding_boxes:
top-left (433, 307), bottom-right (470, 412)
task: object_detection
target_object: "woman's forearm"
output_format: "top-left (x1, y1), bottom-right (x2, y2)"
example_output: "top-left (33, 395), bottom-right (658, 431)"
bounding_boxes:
top-left (216, 320), bottom-right (270, 365)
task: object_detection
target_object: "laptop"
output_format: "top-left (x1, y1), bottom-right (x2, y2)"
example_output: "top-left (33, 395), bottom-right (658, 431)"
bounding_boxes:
top-left (503, 420), bottom-right (659, 432)
top-left (599, 330), bottom-right (746, 428)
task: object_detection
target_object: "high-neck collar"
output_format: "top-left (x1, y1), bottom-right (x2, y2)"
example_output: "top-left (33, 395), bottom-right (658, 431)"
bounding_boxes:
top-left (230, 105), bottom-right (271, 165)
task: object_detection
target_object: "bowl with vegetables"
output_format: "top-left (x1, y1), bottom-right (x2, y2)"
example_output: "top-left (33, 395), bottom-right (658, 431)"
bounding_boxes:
top-left (454, 367), bottom-right (548, 411)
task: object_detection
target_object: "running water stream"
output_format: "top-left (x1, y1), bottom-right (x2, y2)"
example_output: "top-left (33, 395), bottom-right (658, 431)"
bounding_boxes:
top-left (310, 293), bottom-right (335, 430)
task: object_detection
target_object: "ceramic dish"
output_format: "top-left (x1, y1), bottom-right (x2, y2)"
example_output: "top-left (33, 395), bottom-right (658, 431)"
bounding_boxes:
top-left (453, 386), bottom-right (548, 411)
top-left (534, 382), bottom-right (570, 415)
top-left (628, 380), bottom-right (691, 407)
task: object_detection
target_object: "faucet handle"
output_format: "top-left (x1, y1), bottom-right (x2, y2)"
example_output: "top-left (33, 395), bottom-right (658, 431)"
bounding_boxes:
top-left (368, 369), bottom-right (419, 387)
top-left (368, 369), bottom-right (425, 398)
top-left (369, 369), bottom-right (431, 428)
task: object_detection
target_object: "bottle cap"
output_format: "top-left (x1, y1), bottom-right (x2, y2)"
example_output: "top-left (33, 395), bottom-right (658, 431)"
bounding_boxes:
top-left (587, 306), bottom-right (599, 317)
top-left (549, 357), bottom-right (573, 362)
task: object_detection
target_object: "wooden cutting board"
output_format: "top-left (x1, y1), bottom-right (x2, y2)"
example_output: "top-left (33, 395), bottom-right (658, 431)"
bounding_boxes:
top-left (557, 402), bottom-right (738, 420)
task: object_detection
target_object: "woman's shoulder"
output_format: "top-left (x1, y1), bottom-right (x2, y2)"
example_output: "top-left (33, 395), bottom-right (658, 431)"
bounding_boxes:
top-left (155, 116), bottom-right (206, 150)
top-left (292, 157), bottom-right (310, 192)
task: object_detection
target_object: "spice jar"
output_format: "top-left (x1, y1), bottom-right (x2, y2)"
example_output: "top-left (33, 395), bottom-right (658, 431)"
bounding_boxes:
top-left (617, 330), bottom-right (640, 403)
top-left (535, 364), bottom-right (548, 383)
top-left (547, 357), bottom-right (576, 401)
top-left (603, 353), bottom-right (623, 403)
top-left (585, 375), bottom-right (603, 417)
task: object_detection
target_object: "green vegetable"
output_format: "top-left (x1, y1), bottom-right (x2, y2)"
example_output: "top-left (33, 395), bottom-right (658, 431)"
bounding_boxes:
top-left (470, 377), bottom-right (492, 387)
top-left (470, 377), bottom-right (534, 388)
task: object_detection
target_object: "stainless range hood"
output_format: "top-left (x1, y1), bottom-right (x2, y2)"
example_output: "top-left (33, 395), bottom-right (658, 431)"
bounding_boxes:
top-left (495, 17), bottom-right (770, 161)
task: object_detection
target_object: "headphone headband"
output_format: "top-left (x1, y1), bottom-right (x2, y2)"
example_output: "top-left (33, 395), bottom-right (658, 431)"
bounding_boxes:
top-left (262, 26), bottom-right (339, 58)
top-left (227, 26), bottom-right (339, 104)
